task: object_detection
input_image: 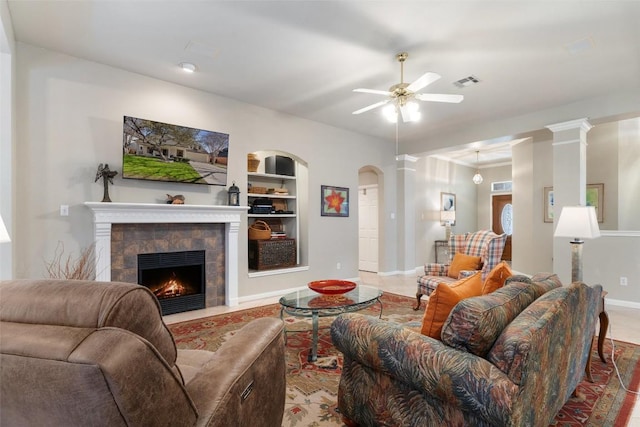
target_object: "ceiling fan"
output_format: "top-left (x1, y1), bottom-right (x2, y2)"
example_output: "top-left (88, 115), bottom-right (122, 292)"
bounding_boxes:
top-left (352, 52), bottom-right (463, 122)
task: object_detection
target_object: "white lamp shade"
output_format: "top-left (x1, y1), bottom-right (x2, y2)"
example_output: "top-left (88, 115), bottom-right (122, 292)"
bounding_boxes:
top-left (440, 210), bottom-right (456, 223)
top-left (554, 206), bottom-right (600, 239)
top-left (0, 215), bottom-right (10, 243)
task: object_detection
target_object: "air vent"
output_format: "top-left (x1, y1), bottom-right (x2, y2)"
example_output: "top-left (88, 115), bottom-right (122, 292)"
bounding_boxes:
top-left (454, 75), bottom-right (480, 88)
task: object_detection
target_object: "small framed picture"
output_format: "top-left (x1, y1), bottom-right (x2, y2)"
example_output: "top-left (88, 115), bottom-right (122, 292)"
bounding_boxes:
top-left (544, 187), bottom-right (554, 223)
top-left (321, 185), bottom-right (349, 217)
top-left (440, 192), bottom-right (456, 225)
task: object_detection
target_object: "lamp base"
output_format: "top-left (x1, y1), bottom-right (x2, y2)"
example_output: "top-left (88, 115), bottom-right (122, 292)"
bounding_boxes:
top-left (445, 223), bottom-right (452, 241)
top-left (570, 239), bottom-right (584, 283)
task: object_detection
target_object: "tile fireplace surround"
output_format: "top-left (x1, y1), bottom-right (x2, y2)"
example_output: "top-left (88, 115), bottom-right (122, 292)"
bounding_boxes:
top-left (84, 202), bottom-right (247, 306)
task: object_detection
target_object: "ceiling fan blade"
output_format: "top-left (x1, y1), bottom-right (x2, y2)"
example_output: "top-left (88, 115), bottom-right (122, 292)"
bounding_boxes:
top-left (415, 93), bottom-right (464, 103)
top-left (399, 104), bottom-right (410, 122)
top-left (353, 88), bottom-right (393, 96)
top-left (406, 72), bottom-right (441, 92)
top-left (352, 99), bottom-right (390, 115)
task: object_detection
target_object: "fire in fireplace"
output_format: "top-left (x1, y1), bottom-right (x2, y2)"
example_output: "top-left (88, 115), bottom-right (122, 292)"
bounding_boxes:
top-left (138, 250), bottom-right (206, 315)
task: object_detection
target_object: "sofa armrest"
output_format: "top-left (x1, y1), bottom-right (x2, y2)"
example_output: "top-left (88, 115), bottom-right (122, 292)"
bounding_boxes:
top-left (458, 269), bottom-right (479, 279)
top-left (331, 313), bottom-right (517, 424)
top-left (424, 263), bottom-right (449, 276)
top-left (183, 317), bottom-right (285, 427)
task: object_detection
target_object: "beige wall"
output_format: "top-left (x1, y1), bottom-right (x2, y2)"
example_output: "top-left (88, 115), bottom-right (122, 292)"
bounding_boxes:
top-left (13, 42), bottom-right (398, 299)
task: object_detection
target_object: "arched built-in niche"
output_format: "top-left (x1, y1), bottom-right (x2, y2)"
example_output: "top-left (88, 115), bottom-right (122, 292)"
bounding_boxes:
top-left (247, 150), bottom-right (308, 274)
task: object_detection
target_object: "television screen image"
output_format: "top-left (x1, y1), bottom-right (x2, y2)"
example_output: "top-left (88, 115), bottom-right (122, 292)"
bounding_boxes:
top-left (122, 116), bottom-right (229, 186)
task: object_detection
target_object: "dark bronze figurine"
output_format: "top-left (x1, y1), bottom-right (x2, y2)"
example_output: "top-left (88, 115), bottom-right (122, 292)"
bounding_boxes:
top-left (95, 163), bottom-right (118, 202)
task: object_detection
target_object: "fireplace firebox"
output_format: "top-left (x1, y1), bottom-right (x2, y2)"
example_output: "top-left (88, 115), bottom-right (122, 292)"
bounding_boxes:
top-left (138, 250), bottom-right (206, 315)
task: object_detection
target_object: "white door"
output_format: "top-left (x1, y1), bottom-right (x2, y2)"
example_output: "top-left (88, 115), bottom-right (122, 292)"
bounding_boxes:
top-left (358, 185), bottom-right (379, 272)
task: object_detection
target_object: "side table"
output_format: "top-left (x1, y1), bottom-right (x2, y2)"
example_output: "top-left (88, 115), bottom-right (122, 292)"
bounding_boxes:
top-left (586, 291), bottom-right (608, 382)
top-left (434, 240), bottom-right (449, 263)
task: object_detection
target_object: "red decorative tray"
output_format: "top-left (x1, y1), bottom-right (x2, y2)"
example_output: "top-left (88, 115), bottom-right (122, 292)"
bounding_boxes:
top-left (308, 280), bottom-right (357, 295)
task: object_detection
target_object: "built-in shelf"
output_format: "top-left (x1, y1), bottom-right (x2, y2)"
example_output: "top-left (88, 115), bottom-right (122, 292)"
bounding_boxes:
top-left (248, 172), bottom-right (296, 181)
top-left (248, 265), bottom-right (309, 278)
top-left (247, 154), bottom-right (301, 273)
top-left (247, 193), bottom-right (296, 199)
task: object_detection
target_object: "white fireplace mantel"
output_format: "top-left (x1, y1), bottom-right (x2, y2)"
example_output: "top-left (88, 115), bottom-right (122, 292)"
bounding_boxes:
top-left (85, 202), bottom-right (248, 306)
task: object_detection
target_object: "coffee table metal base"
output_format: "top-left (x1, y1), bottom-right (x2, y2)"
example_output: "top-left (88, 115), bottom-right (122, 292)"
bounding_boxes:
top-left (280, 296), bottom-right (383, 362)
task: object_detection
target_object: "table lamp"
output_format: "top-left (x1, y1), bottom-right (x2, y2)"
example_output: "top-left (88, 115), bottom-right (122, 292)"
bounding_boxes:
top-left (440, 210), bottom-right (456, 241)
top-left (554, 206), bottom-right (600, 282)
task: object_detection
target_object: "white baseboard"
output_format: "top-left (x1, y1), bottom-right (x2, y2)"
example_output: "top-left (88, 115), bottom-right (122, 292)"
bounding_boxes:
top-left (377, 269), bottom-right (420, 277)
top-left (605, 298), bottom-right (640, 310)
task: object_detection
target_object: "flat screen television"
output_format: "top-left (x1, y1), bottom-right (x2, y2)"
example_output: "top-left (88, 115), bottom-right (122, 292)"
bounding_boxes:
top-left (122, 116), bottom-right (229, 186)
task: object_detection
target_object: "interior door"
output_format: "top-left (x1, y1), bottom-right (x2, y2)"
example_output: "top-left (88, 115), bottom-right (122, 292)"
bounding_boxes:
top-left (358, 185), bottom-right (379, 272)
top-left (492, 194), bottom-right (513, 261)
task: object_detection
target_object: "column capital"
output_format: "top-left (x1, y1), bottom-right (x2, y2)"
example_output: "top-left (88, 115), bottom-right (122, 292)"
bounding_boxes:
top-left (546, 118), bottom-right (593, 133)
top-left (395, 154), bottom-right (418, 163)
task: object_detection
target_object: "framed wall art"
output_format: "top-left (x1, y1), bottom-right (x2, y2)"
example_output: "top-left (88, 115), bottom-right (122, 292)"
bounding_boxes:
top-left (586, 183), bottom-right (604, 223)
top-left (321, 185), bottom-right (349, 217)
top-left (543, 183), bottom-right (604, 223)
top-left (440, 192), bottom-right (456, 225)
top-left (544, 187), bottom-right (554, 223)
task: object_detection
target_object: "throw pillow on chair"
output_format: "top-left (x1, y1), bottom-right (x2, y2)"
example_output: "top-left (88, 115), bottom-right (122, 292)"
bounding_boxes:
top-left (482, 261), bottom-right (513, 294)
top-left (420, 272), bottom-right (483, 339)
top-left (447, 253), bottom-right (482, 279)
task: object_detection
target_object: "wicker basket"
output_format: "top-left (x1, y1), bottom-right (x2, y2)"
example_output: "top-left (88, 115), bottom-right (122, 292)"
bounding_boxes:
top-left (248, 220), bottom-right (271, 240)
top-left (247, 153), bottom-right (260, 172)
top-left (249, 186), bottom-right (268, 194)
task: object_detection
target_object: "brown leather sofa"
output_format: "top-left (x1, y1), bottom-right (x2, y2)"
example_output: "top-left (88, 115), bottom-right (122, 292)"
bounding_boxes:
top-left (0, 279), bottom-right (285, 426)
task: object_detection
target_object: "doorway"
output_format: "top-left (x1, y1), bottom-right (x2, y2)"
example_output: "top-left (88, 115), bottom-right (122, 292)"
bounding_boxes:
top-left (358, 185), bottom-right (379, 272)
top-left (492, 194), bottom-right (512, 261)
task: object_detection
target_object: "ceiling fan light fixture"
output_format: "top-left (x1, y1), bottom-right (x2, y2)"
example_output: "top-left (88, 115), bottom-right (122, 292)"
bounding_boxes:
top-left (383, 104), bottom-right (398, 123)
top-left (406, 101), bottom-right (421, 122)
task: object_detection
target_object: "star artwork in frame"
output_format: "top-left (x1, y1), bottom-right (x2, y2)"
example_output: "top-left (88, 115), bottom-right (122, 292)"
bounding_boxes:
top-left (321, 185), bottom-right (349, 217)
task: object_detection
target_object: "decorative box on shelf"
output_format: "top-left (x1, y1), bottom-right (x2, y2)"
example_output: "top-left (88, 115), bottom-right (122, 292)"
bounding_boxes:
top-left (248, 238), bottom-right (296, 270)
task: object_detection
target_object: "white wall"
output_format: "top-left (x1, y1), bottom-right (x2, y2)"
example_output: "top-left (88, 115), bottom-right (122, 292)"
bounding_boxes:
top-left (414, 156), bottom-right (477, 268)
top-left (0, 0), bottom-right (14, 279)
top-left (14, 42), bottom-right (397, 298)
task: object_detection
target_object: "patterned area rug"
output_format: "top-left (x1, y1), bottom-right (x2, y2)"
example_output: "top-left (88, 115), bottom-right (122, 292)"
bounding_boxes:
top-left (168, 293), bottom-right (640, 427)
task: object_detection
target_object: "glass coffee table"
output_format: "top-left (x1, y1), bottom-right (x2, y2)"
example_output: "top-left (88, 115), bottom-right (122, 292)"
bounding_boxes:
top-left (279, 285), bottom-right (383, 362)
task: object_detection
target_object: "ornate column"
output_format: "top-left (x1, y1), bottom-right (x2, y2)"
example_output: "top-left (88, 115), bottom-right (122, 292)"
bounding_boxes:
top-left (546, 118), bottom-right (593, 282)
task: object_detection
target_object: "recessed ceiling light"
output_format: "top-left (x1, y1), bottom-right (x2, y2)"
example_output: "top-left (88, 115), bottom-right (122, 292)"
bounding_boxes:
top-left (179, 62), bottom-right (196, 73)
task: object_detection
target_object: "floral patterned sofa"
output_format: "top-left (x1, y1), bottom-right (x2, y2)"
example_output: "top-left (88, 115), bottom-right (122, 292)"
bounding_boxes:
top-left (331, 274), bottom-right (602, 427)
top-left (416, 230), bottom-right (508, 309)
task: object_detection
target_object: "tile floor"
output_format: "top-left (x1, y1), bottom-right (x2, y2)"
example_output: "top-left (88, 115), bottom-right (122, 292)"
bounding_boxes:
top-left (164, 271), bottom-right (640, 425)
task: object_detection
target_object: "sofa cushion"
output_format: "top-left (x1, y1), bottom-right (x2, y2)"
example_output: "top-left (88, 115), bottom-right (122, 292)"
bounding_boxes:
top-left (486, 288), bottom-right (568, 385)
top-left (530, 272), bottom-right (563, 298)
top-left (482, 261), bottom-right (512, 294)
top-left (447, 253), bottom-right (482, 279)
top-left (420, 272), bottom-right (482, 339)
top-left (441, 281), bottom-right (538, 357)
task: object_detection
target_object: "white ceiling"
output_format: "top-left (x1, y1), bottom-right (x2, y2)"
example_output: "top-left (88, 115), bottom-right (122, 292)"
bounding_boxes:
top-left (6, 1), bottom-right (640, 165)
